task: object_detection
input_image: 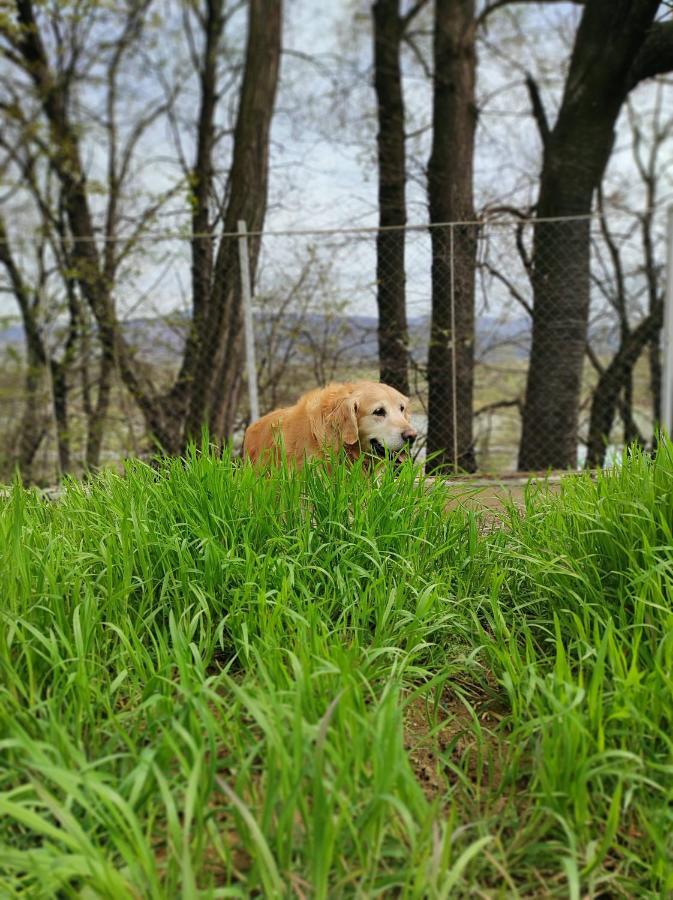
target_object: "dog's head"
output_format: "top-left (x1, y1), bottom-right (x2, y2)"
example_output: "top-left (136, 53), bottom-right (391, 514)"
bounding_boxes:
top-left (311, 381), bottom-right (417, 460)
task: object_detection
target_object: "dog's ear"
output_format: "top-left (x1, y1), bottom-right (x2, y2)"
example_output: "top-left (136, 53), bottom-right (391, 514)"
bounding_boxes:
top-left (326, 395), bottom-right (359, 446)
top-left (309, 386), bottom-right (359, 449)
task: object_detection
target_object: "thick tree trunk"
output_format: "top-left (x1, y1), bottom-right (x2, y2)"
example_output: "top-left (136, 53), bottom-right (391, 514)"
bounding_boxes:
top-left (518, 0), bottom-right (662, 470)
top-left (167, 0), bottom-right (223, 446)
top-left (372, 0), bottom-right (409, 395)
top-left (426, 0), bottom-right (477, 473)
top-left (520, 215), bottom-right (593, 470)
top-left (182, 0), bottom-right (282, 445)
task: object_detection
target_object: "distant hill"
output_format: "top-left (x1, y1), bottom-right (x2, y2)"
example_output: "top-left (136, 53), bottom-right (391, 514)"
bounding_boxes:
top-left (0, 323), bottom-right (24, 348)
top-left (0, 310), bottom-right (621, 363)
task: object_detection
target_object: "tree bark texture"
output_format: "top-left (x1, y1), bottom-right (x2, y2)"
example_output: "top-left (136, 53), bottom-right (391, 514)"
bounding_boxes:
top-left (426, 0), bottom-right (477, 473)
top-left (372, 0), bottom-right (409, 395)
top-left (17, 350), bottom-right (49, 479)
top-left (84, 347), bottom-right (115, 471)
top-left (518, 0), bottom-right (665, 470)
top-left (178, 0), bottom-right (282, 445)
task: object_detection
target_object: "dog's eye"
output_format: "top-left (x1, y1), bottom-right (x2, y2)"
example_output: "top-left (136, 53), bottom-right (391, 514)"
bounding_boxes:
top-left (373, 407), bottom-right (386, 417)
top-left (400, 405), bottom-right (405, 412)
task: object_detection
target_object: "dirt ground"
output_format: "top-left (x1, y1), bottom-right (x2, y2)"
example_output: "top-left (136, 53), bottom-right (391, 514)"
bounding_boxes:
top-left (437, 473), bottom-right (565, 524)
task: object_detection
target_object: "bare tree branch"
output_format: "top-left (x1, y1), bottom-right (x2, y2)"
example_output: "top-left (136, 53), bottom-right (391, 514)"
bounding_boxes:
top-left (402, 31), bottom-right (433, 79)
top-left (401, 0), bottom-right (430, 31)
top-left (628, 19), bottom-right (673, 90)
top-left (480, 261), bottom-right (533, 315)
top-left (475, 397), bottom-right (522, 416)
top-left (524, 72), bottom-right (550, 148)
top-left (476, 0), bottom-right (584, 29)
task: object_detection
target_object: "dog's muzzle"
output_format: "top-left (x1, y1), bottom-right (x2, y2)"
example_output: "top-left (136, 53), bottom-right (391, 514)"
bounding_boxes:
top-left (369, 437), bottom-right (413, 463)
top-left (369, 438), bottom-right (388, 458)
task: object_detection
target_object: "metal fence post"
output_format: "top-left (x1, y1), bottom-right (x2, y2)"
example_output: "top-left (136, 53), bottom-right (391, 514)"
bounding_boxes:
top-left (237, 220), bottom-right (260, 424)
top-left (661, 205), bottom-right (673, 436)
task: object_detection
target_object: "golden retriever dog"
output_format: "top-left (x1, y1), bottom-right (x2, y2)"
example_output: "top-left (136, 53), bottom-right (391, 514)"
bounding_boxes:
top-left (243, 381), bottom-right (417, 467)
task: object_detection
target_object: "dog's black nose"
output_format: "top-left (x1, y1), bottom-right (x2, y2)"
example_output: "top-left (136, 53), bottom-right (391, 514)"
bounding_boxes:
top-left (402, 429), bottom-right (417, 445)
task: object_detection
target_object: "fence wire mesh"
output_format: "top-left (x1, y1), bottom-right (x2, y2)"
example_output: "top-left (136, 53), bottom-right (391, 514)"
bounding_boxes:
top-left (0, 212), bottom-right (666, 483)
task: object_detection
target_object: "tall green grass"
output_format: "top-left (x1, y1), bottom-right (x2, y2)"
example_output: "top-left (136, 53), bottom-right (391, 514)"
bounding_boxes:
top-left (1, 442), bottom-right (672, 896)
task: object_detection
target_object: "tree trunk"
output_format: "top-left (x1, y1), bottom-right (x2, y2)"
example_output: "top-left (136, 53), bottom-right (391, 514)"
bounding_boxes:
top-left (518, 0), bottom-right (663, 470)
top-left (621, 370), bottom-right (639, 446)
top-left (17, 350), bottom-right (49, 479)
top-left (426, 0), bottom-right (477, 473)
top-left (642, 207), bottom-right (662, 431)
top-left (50, 359), bottom-right (70, 474)
top-left (166, 0), bottom-right (224, 448)
top-left (372, 0), bottom-right (409, 395)
top-left (180, 0), bottom-right (282, 445)
top-left (520, 216), bottom-right (593, 470)
top-left (586, 309), bottom-right (662, 467)
top-left (0, 214), bottom-right (50, 480)
top-left (85, 346), bottom-right (114, 470)
top-left (51, 282), bottom-right (83, 475)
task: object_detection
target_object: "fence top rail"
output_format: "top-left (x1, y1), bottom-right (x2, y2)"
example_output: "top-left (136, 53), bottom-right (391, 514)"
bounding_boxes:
top-left (0, 208), bottom-right (661, 246)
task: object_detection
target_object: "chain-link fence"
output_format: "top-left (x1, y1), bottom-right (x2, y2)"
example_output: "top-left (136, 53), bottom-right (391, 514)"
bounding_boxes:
top-left (0, 212), bottom-right (670, 483)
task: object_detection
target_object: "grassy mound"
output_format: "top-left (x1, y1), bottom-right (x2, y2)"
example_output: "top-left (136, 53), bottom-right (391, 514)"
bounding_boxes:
top-left (1, 444), bottom-right (672, 896)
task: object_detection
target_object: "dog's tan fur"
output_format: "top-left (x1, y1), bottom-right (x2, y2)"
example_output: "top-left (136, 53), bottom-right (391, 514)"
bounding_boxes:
top-left (243, 381), bottom-right (417, 466)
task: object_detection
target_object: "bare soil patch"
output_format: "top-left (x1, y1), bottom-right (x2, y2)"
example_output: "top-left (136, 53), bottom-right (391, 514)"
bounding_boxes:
top-left (438, 473), bottom-right (565, 525)
top-left (403, 682), bottom-right (510, 804)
